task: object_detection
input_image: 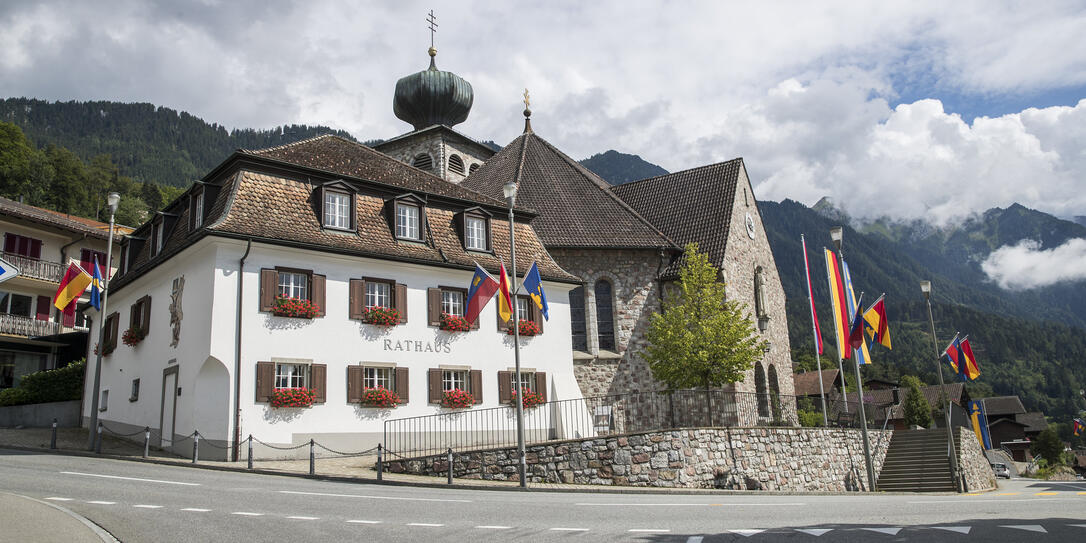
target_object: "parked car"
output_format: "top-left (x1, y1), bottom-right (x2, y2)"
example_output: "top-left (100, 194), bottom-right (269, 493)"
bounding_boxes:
top-left (991, 463), bottom-right (1011, 479)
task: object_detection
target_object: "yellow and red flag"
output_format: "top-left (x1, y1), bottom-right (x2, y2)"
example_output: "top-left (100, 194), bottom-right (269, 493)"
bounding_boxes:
top-left (824, 248), bottom-right (851, 359)
top-left (960, 337), bottom-right (981, 380)
top-left (863, 295), bottom-right (892, 349)
top-left (53, 262), bottom-right (92, 310)
top-left (497, 260), bottom-right (513, 322)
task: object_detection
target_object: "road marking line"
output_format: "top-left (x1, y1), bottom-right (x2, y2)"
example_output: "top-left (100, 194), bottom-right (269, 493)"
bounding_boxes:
top-left (476, 526), bottom-right (512, 529)
top-left (287, 516), bottom-right (319, 520)
top-left (861, 527), bottom-right (901, 535)
top-left (550, 527), bottom-right (589, 531)
top-left (61, 471), bottom-right (200, 486)
top-left (730, 529), bottom-right (764, 537)
top-left (685, 537), bottom-right (704, 543)
top-left (232, 512), bottom-right (263, 516)
top-left (1035, 492), bottom-right (1058, 496)
top-left (1069, 524), bottom-right (1086, 528)
top-left (133, 505), bottom-right (163, 509)
top-left (795, 528), bottom-right (832, 536)
top-left (932, 526), bottom-right (971, 534)
top-left (963, 493), bottom-right (979, 496)
top-left (406, 523), bottom-right (443, 527)
top-left (181, 508), bottom-right (210, 512)
top-left (1078, 492), bottom-right (1086, 495)
top-left (1001, 525), bottom-right (1046, 533)
top-left (86, 501), bottom-right (115, 505)
top-left (996, 492), bottom-right (1019, 496)
top-left (278, 490), bottom-right (470, 503)
top-left (347, 520), bottom-right (381, 524)
top-left (908, 498), bottom-right (1068, 504)
top-left (629, 529), bottom-right (670, 533)
top-left (45, 497), bottom-right (72, 501)
top-left (574, 502), bottom-right (804, 506)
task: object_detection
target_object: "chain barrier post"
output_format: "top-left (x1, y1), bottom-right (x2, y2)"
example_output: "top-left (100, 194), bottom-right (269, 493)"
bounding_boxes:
top-left (309, 439), bottom-right (315, 476)
top-left (95, 422), bottom-right (103, 454)
top-left (50, 418), bottom-right (57, 449)
top-left (247, 435), bottom-right (253, 470)
top-left (143, 427), bottom-right (150, 458)
top-left (447, 448), bottom-right (453, 485)
top-left (192, 431), bottom-right (199, 464)
top-left (376, 444), bottom-right (383, 481)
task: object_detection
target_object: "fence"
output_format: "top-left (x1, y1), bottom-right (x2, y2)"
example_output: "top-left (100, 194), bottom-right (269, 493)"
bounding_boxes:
top-left (383, 390), bottom-right (809, 458)
top-left (1, 252), bottom-right (65, 283)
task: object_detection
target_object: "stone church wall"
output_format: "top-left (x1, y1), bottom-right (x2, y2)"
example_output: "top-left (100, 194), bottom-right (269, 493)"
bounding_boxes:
top-left (958, 426), bottom-right (997, 491)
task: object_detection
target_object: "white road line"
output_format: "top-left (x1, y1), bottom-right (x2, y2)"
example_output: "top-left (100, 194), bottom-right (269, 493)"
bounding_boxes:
top-left (61, 471), bottom-right (200, 486)
top-left (87, 501), bottom-right (116, 505)
top-left (287, 516), bottom-right (319, 520)
top-left (278, 490), bottom-right (470, 503)
top-left (347, 520), bottom-right (381, 524)
top-left (861, 527), bottom-right (901, 535)
top-left (932, 526), bottom-right (971, 534)
top-left (574, 502), bottom-right (805, 507)
top-left (795, 528), bottom-right (833, 536)
top-left (1001, 525), bottom-right (1047, 533)
top-left (908, 498), bottom-right (1068, 504)
top-left (232, 512), bottom-right (264, 516)
top-left (45, 497), bottom-right (72, 501)
top-left (629, 529), bottom-right (670, 533)
top-left (730, 529), bottom-right (765, 537)
top-left (685, 537), bottom-right (704, 543)
top-left (181, 508), bottom-right (211, 512)
top-left (133, 505), bottom-right (163, 509)
top-left (550, 528), bottom-right (589, 531)
top-left (476, 526), bottom-right (512, 529)
top-left (406, 523), bottom-right (444, 527)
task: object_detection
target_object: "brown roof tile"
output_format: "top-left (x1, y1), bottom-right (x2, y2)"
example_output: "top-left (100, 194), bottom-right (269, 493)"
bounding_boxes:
top-left (0, 196), bottom-right (134, 238)
top-left (1014, 411), bottom-right (1049, 433)
top-left (792, 369), bottom-right (840, 397)
top-left (979, 396), bottom-right (1027, 416)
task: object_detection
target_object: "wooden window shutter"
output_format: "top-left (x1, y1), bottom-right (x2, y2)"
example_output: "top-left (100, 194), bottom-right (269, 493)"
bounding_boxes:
top-left (346, 366), bottom-right (363, 403)
top-left (498, 371), bottom-right (512, 404)
top-left (535, 372), bottom-right (547, 402)
top-left (428, 368), bottom-right (442, 403)
top-left (395, 367), bottom-right (410, 402)
top-left (109, 313), bottom-right (119, 347)
top-left (531, 299), bottom-right (544, 334)
top-left (496, 305), bottom-right (509, 332)
top-left (312, 274), bottom-right (326, 317)
top-left (2, 234), bottom-right (14, 253)
top-left (141, 296), bottom-right (151, 334)
top-left (35, 296), bottom-right (50, 321)
top-left (348, 279), bottom-right (364, 320)
top-left (255, 361), bottom-right (274, 402)
top-left (470, 369), bottom-right (483, 404)
top-left (130, 302), bottom-right (138, 330)
top-left (259, 269), bottom-right (277, 311)
top-left (30, 239), bottom-right (41, 259)
top-left (427, 288), bottom-right (441, 326)
top-left (62, 304), bottom-right (76, 328)
top-left (311, 364), bottom-right (327, 403)
top-left (395, 284), bottom-right (408, 323)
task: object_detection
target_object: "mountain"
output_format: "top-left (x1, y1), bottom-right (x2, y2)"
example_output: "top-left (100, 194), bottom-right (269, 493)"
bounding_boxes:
top-left (0, 98), bottom-right (354, 188)
top-left (579, 150), bottom-right (668, 185)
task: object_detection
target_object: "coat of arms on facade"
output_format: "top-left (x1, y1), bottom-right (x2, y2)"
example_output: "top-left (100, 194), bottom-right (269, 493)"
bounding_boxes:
top-left (169, 275), bottom-right (184, 347)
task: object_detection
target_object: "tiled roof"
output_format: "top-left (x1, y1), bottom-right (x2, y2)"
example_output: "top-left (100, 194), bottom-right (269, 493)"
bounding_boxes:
top-left (840, 382), bottom-right (968, 420)
top-left (612, 159), bottom-right (744, 277)
top-left (979, 396), bottom-right (1027, 416)
top-left (792, 369), bottom-right (840, 397)
top-left (1014, 411), bottom-right (1049, 433)
top-left (0, 196), bottom-right (134, 238)
top-left (461, 129), bottom-right (675, 249)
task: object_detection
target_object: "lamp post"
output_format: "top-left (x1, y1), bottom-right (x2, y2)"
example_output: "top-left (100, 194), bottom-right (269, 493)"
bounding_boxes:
top-left (830, 226), bottom-right (876, 491)
top-left (921, 280), bottom-right (962, 491)
top-left (88, 192), bottom-right (120, 450)
top-left (503, 178), bottom-right (527, 489)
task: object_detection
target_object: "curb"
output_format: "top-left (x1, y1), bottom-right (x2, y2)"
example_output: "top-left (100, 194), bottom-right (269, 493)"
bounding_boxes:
top-left (5, 492), bottom-right (120, 543)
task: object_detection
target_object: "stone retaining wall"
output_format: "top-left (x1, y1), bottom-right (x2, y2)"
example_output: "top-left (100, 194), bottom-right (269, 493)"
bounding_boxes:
top-left (389, 426), bottom-right (891, 491)
top-left (958, 426), bottom-right (997, 491)
top-left (0, 400), bottom-right (81, 428)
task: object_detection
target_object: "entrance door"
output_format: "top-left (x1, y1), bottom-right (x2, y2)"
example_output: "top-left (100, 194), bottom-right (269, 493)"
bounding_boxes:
top-left (160, 369), bottom-right (178, 448)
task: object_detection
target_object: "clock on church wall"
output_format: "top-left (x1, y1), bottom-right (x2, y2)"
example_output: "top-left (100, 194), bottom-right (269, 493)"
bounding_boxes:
top-left (745, 213), bottom-right (755, 239)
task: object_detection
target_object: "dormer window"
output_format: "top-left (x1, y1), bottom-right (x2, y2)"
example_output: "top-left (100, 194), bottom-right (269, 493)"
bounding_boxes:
top-left (396, 202), bottom-right (420, 240)
top-left (151, 218), bottom-right (164, 257)
top-left (458, 207), bottom-right (491, 252)
top-left (191, 188), bottom-right (205, 229)
top-left (323, 190), bottom-right (351, 229)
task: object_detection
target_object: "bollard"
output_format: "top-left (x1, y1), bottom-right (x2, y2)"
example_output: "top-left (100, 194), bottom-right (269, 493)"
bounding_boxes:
top-left (95, 422), bottom-right (103, 454)
top-left (192, 431), bottom-right (199, 464)
top-left (376, 444), bottom-right (383, 481)
top-left (309, 439), bottom-right (315, 476)
top-left (50, 418), bottom-right (57, 450)
top-left (247, 435), bottom-right (253, 470)
top-left (143, 427), bottom-right (150, 459)
top-left (447, 448), bottom-right (453, 485)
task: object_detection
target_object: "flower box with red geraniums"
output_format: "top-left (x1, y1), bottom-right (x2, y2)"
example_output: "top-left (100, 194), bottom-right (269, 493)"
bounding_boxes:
top-left (439, 312), bottom-right (471, 332)
top-left (359, 387), bottom-right (403, 408)
top-left (510, 389), bottom-right (545, 409)
top-left (506, 319), bottom-right (541, 337)
top-left (121, 326), bottom-right (146, 346)
top-left (441, 388), bottom-right (474, 409)
top-left (362, 306), bottom-right (400, 327)
top-left (269, 388), bottom-right (315, 408)
top-left (93, 341), bottom-right (117, 356)
top-left (272, 296), bottom-right (320, 319)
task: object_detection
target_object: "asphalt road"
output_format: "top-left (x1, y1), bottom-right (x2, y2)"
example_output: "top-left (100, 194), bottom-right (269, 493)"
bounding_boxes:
top-left (2, 448), bottom-right (1085, 542)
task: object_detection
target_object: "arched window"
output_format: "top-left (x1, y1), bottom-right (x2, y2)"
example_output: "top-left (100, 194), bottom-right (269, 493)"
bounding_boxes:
top-left (569, 286), bottom-right (587, 351)
top-left (768, 365), bottom-right (781, 422)
top-left (448, 154), bottom-right (465, 175)
top-left (412, 153), bottom-right (433, 171)
top-left (468, 163), bottom-right (480, 174)
top-left (754, 267), bottom-right (767, 318)
top-left (594, 280), bottom-right (615, 351)
top-left (754, 362), bottom-right (769, 418)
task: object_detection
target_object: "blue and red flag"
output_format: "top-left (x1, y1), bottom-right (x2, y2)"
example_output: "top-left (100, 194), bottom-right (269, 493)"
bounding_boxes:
top-left (464, 263), bottom-right (499, 325)
top-left (1074, 418), bottom-right (1083, 437)
top-left (943, 334), bottom-right (965, 379)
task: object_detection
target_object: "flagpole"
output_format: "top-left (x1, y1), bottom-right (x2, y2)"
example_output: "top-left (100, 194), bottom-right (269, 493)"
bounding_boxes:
top-left (802, 235), bottom-right (828, 426)
top-left (87, 192), bottom-right (120, 450)
top-left (503, 178), bottom-right (526, 489)
top-left (921, 280), bottom-right (962, 492)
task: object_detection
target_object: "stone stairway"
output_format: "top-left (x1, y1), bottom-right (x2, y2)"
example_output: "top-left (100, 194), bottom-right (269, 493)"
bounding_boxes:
top-left (876, 428), bottom-right (960, 492)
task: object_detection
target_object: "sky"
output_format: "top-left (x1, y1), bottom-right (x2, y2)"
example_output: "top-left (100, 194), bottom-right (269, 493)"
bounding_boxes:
top-left (2, 0), bottom-right (1085, 234)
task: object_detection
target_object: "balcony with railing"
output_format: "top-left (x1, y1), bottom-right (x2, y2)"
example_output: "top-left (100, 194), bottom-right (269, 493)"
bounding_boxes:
top-left (0, 314), bottom-right (88, 338)
top-left (0, 252), bottom-right (65, 283)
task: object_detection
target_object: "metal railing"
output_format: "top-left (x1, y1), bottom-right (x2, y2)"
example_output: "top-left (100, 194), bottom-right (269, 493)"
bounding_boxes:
top-left (0, 314), bottom-right (87, 337)
top-left (1, 252), bottom-right (65, 283)
top-left (383, 390), bottom-right (802, 458)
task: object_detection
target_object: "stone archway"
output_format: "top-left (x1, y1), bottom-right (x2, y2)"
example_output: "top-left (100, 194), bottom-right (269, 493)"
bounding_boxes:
top-left (193, 356), bottom-right (230, 448)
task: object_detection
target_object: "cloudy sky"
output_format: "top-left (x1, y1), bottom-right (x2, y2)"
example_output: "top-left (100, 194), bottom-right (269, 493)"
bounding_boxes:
top-left (3, 0), bottom-right (1085, 230)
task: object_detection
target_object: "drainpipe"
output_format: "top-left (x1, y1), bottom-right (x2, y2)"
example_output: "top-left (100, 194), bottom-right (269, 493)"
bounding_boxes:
top-left (232, 238), bottom-right (252, 462)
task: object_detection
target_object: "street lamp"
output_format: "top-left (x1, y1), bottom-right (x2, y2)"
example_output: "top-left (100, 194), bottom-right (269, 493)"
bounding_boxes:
top-left (88, 192), bottom-right (120, 450)
top-left (921, 280), bottom-right (962, 491)
top-left (830, 226), bottom-right (876, 492)
top-left (504, 178), bottom-right (527, 489)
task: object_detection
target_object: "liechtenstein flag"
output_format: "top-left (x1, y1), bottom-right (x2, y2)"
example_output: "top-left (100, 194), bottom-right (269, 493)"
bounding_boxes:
top-left (464, 263), bottom-right (498, 325)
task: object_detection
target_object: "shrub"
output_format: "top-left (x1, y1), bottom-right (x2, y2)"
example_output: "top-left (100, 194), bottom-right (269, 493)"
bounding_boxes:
top-left (439, 313), bottom-right (471, 332)
top-left (360, 387), bottom-right (402, 408)
top-left (0, 359), bottom-right (85, 406)
top-left (269, 387), bottom-right (315, 408)
top-left (901, 375), bottom-right (932, 428)
top-left (442, 388), bottom-right (474, 408)
top-left (362, 306), bottom-right (400, 326)
top-left (273, 296), bottom-right (320, 319)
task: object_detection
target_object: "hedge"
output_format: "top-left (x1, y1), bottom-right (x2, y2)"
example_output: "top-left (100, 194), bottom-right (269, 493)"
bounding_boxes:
top-left (0, 359), bottom-right (85, 407)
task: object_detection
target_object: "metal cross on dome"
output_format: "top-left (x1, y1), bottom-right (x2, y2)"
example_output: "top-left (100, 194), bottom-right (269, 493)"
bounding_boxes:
top-left (427, 10), bottom-right (438, 48)
top-left (523, 88), bottom-right (530, 109)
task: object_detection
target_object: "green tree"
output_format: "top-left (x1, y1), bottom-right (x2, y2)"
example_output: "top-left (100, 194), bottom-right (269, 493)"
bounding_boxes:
top-left (901, 375), bottom-right (932, 428)
top-left (141, 180), bottom-right (163, 211)
top-left (1031, 426), bottom-right (1065, 465)
top-left (645, 243), bottom-right (767, 393)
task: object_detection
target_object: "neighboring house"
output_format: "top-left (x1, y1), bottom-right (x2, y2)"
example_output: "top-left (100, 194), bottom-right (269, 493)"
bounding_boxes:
top-left (0, 197), bottom-right (128, 389)
top-left (840, 382), bottom-right (971, 431)
top-left (83, 135), bottom-right (581, 460)
top-left (792, 369), bottom-right (842, 402)
top-left (978, 395), bottom-right (1048, 462)
top-left (988, 418), bottom-right (1032, 462)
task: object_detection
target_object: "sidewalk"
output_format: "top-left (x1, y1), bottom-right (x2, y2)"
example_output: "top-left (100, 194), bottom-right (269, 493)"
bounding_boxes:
top-left (0, 492), bottom-right (119, 542)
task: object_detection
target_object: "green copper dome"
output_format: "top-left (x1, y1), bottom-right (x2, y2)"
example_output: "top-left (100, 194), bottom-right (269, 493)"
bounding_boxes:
top-left (393, 47), bottom-right (474, 130)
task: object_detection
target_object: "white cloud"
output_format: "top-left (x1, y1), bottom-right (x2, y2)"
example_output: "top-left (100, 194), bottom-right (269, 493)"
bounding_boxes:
top-left (980, 238), bottom-right (1086, 290)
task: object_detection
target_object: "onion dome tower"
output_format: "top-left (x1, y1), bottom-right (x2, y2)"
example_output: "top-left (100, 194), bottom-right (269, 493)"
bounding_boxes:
top-left (393, 47), bottom-right (474, 130)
